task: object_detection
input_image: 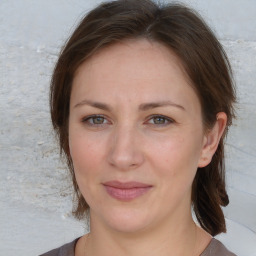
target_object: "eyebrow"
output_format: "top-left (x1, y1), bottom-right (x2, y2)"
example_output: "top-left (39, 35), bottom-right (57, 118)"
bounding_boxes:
top-left (74, 99), bottom-right (185, 111)
top-left (138, 101), bottom-right (185, 111)
top-left (74, 99), bottom-right (112, 111)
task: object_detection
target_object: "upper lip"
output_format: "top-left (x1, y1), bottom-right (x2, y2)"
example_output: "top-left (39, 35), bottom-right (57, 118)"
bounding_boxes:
top-left (103, 180), bottom-right (152, 189)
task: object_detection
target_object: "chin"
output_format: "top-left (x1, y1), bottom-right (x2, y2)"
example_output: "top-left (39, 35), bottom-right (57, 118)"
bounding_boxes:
top-left (108, 217), bottom-right (152, 234)
top-left (92, 205), bottom-right (154, 234)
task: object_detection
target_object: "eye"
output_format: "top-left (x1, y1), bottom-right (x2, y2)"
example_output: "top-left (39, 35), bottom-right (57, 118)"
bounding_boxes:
top-left (82, 115), bottom-right (109, 126)
top-left (147, 115), bottom-right (174, 126)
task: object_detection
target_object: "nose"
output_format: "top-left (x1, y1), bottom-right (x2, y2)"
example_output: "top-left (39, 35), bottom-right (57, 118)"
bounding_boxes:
top-left (107, 125), bottom-right (144, 170)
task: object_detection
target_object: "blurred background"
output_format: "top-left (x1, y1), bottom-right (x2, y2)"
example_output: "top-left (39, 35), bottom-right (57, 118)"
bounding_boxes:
top-left (0, 0), bottom-right (255, 255)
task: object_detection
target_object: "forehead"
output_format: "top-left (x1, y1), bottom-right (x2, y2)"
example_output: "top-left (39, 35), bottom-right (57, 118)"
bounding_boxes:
top-left (71, 39), bottom-right (200, 114)
top-left (75, 39), bottom-right (189, 83)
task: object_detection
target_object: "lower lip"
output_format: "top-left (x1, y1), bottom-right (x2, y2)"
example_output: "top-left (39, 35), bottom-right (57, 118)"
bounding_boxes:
top-left (104, 186), bottom-right (152, 201)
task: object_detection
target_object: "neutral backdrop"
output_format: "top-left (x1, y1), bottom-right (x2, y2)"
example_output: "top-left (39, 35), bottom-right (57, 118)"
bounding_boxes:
top-left (0, 1), bottom-right (255, 256)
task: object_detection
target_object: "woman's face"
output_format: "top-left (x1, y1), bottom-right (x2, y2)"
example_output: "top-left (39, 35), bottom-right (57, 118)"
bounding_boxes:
top-left (69, 39), bottom-right (207, 233)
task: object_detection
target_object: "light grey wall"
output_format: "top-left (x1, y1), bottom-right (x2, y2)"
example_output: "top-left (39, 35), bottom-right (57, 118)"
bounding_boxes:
top-left (0, 1), bottom-right (255, 256)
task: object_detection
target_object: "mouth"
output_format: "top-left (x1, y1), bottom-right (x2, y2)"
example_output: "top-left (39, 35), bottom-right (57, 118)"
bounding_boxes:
top-left (102, 181), bottom-right (153, 201)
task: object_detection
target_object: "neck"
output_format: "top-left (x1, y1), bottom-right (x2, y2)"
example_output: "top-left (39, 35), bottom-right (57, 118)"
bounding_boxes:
top-left (85, 211), bottom-right (198, 256)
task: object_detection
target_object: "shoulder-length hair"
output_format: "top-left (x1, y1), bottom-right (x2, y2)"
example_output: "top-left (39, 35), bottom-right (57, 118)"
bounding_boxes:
top-left (50, 0), bottom-right (236, 236)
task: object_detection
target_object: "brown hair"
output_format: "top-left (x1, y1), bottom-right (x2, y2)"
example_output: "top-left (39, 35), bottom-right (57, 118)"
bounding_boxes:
top-left (50, 0), bottom-right (236, 236)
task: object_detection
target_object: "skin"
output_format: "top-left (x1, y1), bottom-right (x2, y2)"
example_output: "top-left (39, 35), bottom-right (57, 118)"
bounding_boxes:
top-left (68, 39), bottom-right (227, 256)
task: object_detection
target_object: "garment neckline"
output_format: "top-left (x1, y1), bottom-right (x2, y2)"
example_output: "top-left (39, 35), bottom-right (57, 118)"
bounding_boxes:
top-left (73, 237), bottom-right (215, 256)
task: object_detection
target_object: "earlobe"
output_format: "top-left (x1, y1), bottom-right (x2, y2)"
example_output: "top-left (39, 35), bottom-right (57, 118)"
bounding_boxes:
top-left (198, 112), bottom-right (227, 168)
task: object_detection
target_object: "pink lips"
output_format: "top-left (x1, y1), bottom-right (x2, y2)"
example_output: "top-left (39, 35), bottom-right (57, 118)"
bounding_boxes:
top-left (103, 181), bottom-right (152, 201)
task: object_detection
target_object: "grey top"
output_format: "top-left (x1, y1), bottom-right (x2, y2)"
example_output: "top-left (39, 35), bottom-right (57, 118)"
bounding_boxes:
top-left (39, 237), bottom-right (237, 256)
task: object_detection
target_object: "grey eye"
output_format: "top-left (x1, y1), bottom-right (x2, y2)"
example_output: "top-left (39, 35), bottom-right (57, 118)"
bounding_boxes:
top-left (82, 115), bottom-right (108, 126)
top-left (152, 116), bottom-right (168, 124)
top-left (91, 116), bottom-right (105, 124)
top-left (147, 115), bottom-right (174, 126)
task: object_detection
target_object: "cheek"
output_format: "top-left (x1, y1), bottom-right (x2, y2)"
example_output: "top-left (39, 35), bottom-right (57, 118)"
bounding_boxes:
top-left (68, 132), bottom-right (105, 204)
top-left (68, 127), bottom-right (104, 181)
top-left (148, 132), bottom-right (202, 181)
top-left (154, 136), bottom-right (202, 207)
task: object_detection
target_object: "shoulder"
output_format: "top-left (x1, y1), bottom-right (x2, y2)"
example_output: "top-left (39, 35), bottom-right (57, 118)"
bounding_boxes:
top-left (201, 238), bottom-right (237, 256)
top-left (39, 237), bottom-right (80, 256)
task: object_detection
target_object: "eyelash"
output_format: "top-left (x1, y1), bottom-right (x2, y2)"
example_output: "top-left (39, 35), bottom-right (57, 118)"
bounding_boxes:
top-left (146, 115), bottom-right (174, 126)
top-left (82, 115), bottom-right (109, 126)
top-left (81, 114), bottom-right (174, 127)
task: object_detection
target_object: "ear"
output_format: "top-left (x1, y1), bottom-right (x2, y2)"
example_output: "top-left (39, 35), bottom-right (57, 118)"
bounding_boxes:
top-left (198, 112), bottom-right (227, 168)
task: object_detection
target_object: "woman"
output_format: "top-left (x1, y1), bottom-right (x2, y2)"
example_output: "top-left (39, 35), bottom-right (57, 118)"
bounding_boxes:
top-left (41, 0), bottom-right (236, 255)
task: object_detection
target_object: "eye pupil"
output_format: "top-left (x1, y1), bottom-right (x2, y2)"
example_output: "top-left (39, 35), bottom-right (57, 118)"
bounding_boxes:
top-left (93, 117), bottom-right (104, 124)
top-left (153, 117), bottom-right (165, 124)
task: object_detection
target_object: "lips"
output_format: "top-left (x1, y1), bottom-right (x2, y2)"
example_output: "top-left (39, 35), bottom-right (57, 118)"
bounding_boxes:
top-left (103, 181), bottom-right (152, 201)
